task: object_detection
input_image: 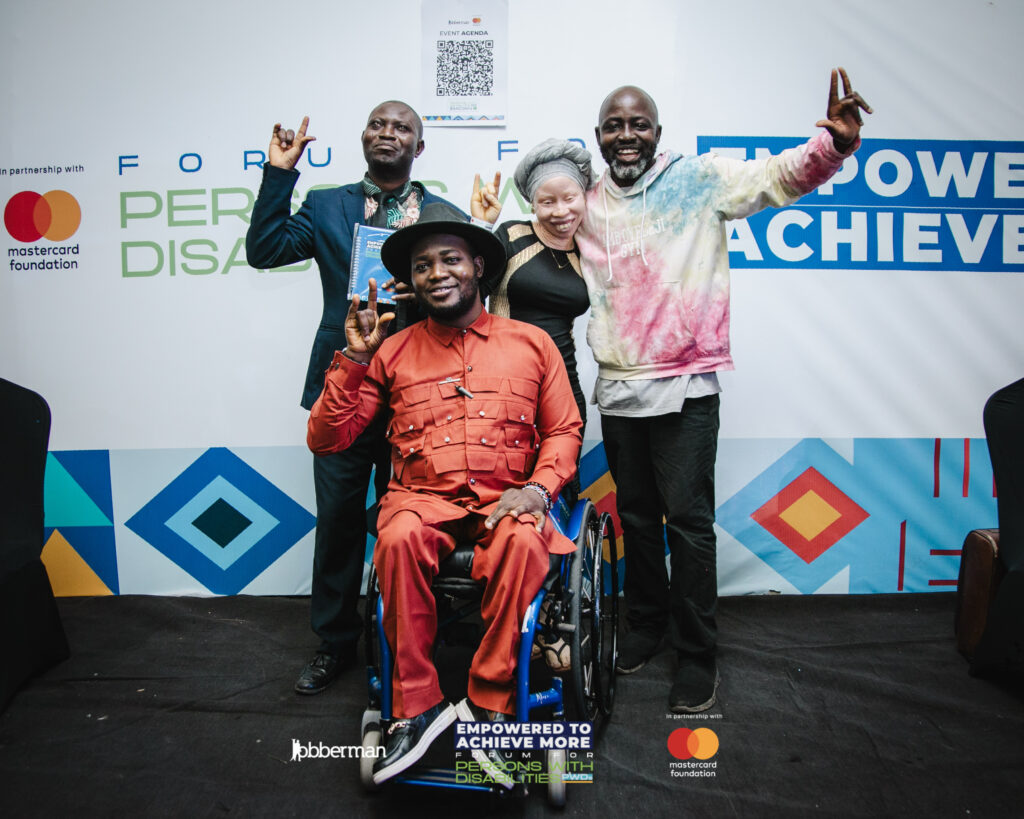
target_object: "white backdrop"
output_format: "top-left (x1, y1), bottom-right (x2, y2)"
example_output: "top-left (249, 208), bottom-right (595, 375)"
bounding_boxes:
top-left (2, 0), bottom-right (1020, 597)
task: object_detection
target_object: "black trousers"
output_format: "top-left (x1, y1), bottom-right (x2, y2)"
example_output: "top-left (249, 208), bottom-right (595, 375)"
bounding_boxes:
top-left (601, 395), bottom-right (720, 660)
top-left (310, 417), bottom-right (390, 654)
top-left (974, 378), bottom-right (1024, 674)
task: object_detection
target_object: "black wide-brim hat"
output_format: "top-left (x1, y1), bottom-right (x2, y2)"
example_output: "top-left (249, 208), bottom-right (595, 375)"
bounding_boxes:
top-left (380, 214), bottom-right (507, 292)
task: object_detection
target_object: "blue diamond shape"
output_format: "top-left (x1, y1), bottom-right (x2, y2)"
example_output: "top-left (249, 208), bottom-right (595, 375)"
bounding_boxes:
top-left (125, 448), bottom-right (315, 593)
top-left (165, 476), bottom-right (279, 571)
top-left (191, 497), bottom-right (253, 549)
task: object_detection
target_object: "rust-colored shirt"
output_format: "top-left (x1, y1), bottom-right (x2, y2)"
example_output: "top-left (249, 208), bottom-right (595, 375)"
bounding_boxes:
top-left (307, 310), bottom-right (582, 541)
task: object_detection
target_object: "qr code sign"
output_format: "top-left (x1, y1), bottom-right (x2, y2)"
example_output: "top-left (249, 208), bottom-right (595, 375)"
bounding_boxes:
top-left (436, 40), bottom-right (494, 96)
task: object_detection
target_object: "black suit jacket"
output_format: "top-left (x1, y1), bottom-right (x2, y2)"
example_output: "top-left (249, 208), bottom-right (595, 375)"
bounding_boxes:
top-left (246, 164), bottom-right (465, 409)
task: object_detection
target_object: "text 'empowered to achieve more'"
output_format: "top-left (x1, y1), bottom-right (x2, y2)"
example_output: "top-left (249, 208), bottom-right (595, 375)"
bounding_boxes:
top-left (454, 721), bottom-right (593, 750)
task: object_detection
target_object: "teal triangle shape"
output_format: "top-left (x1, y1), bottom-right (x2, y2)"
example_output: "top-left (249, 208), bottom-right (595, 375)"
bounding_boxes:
top-left (53, 450), bottom-right (113, 521)
top-left (44, 454), bottom-right (112, 527)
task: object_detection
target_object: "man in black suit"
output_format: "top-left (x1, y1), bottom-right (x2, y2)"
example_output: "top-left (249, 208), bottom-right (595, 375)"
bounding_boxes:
top-left (246, 101), bottom-right (465, 694)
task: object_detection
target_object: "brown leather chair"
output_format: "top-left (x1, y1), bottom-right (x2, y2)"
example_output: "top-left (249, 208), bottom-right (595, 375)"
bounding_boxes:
top-left (955, 529), bottom-right (1004, 661)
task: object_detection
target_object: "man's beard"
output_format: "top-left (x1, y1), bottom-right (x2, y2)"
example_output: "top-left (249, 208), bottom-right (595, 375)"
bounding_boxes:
top-left (609, 160), bottom-right (644, 184)
top-left (604, 145), bottom-right (657, 186)
top-left (416, 281), bottom-right (480, 322)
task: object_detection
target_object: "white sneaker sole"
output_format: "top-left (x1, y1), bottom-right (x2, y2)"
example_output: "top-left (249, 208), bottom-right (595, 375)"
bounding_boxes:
top-left (455, 698), bottom-right (515, 789)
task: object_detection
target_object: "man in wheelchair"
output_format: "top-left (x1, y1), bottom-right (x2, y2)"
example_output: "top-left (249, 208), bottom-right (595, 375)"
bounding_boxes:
top-left (307, 218), bottom-right (582, 785)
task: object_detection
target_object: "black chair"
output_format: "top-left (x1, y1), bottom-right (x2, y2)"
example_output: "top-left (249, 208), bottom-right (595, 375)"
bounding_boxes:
top-left (0, 378), bottom-right (69, 712)
top-left (970, 378), bottom-right (1024, 678)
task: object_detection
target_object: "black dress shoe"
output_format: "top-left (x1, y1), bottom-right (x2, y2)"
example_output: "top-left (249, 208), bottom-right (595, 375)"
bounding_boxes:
top-left (455, 698), bottom-right (515, 789)
top-left (372, 701), bottom-right (457, 785)
top-left (294, 647), bottom-right (355, 695)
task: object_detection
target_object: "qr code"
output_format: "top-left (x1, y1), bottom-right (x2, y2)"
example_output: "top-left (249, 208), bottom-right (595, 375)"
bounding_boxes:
top-left (436, 40), bottom-right (494, 96)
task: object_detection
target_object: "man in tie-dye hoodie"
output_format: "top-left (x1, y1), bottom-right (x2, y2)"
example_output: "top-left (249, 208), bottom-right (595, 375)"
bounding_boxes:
top-left (575, 69), bottom-right (871, 713)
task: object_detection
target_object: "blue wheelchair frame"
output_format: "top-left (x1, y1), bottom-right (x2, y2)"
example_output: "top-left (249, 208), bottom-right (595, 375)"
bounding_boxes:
top-left (361, 496), bottom-right (616, 801)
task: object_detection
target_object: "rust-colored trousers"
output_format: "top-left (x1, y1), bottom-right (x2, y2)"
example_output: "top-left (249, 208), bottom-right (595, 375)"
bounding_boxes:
top-left (374, 510), bottom-right (551, 717)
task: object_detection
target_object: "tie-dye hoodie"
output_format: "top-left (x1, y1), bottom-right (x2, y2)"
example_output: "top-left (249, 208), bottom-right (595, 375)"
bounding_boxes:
top-left (576, 130), bottom-right (853, 380)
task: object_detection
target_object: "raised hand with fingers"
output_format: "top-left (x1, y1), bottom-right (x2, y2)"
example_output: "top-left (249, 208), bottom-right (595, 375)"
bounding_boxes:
top-left (343, 279), bottom-right (395, 363)
top-left (815, 67), bottom-right (872, 154)
top-left (470, 171), bottom-right (503, 224)
top-left (269, 116), bottom-right (317, 170)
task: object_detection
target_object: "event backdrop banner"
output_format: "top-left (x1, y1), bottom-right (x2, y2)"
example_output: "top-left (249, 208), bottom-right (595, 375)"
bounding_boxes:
top-left (2, 0), bottom-right (1019, 598)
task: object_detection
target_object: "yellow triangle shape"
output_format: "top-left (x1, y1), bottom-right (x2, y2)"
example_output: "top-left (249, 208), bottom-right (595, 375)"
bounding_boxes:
top-left (41, 530), bottom-right (113, 597)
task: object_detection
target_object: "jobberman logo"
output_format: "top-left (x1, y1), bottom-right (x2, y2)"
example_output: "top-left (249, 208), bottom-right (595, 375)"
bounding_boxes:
top-left (4, 190), bottom-right (81, 242)
top-left (668, 727), bottom-right (719, 779)
top-left (290, 739), bottom-right (383, 761)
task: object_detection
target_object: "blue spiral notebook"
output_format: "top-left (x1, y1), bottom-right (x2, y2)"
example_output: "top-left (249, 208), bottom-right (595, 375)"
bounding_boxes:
top-left (348, 224), bottom-right (396, 305)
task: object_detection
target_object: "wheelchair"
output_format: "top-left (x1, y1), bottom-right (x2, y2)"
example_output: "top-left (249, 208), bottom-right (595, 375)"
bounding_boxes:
top-left (358, 495), bottom-right (619, 806)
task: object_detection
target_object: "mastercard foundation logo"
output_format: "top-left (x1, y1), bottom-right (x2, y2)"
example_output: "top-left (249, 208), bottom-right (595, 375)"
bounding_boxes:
top-left (4, 190), bottom-right (81, 242)
top-left (668, 727), bottom-right (719, 760)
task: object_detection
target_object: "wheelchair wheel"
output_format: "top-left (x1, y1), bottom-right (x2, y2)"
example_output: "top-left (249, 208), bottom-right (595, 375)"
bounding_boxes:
top-left (566, 502), bottom-right (618, 721)
top-left (546, 748), bottom-right (566, 808)
top-left (359, 709), bottom-right (382, 792)
top-left (599, 512), bottom-right (618, 716)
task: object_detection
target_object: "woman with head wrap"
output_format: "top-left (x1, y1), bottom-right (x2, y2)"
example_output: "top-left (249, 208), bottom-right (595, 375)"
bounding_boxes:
top-left (472, 140), bottom-right (594, 673)
top-left (472, 138), bottom-right (593, 451)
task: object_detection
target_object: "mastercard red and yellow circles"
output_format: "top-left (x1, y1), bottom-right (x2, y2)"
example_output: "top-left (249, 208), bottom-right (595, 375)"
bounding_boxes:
top-left (4, 190), bottom-right (81, 242)
top-left (668, 727), bottom-right (719, 760)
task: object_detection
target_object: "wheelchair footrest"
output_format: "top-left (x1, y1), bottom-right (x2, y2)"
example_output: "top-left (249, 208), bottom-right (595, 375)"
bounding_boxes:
top-left (396, 765), bottom-right (526, 795)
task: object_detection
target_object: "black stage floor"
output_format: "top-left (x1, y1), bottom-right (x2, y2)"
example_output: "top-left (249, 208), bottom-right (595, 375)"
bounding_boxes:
top-left (1, 593), bottom-right (1021, 818)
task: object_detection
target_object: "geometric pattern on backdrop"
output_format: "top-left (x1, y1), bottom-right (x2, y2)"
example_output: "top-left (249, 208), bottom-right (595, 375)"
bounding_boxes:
top-left (125, 447), bottom-right (315, 594)
top-left (42, 450), bottom-right (118, 596)
top-left (578, 441), bottom-right (624, 595)
top-left (717, 438), bottom-right (997, 594)
top-left (750, 465), bottom-right (870, 565)
top-left (36, 439), bottom-right (996, 596)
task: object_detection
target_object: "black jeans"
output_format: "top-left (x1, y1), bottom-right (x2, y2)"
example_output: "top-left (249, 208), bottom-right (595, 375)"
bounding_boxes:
top-left (310, 416), bottom-right (390, 654)
top-left (601, 395), bottom-right (720, 660)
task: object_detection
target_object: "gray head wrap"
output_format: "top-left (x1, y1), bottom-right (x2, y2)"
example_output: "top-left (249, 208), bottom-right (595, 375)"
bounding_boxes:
top-left (513, 138), bottom-right (594, 202)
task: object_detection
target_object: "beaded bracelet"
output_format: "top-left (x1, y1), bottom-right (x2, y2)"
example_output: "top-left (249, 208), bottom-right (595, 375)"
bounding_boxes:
top-left (523, 481), bottom-right (552, 513)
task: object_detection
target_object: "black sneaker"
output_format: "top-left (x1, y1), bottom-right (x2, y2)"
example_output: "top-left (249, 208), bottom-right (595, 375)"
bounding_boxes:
top-left (455, 698), bottom-right (515, 789)
top-left (615, 630), bottom-right (663, 675)
top-left (371, 701), bottom-right (457, 784)
top-left (669, 660), bottom-right (720, 713)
